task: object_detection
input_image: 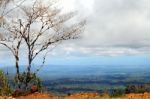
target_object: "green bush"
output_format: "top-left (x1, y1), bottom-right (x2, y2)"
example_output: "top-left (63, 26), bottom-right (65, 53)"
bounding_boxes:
top-left (0, 70), bottom-right (12, 96)
top-left (110, 88), bottom-right (125, 97)
top-left (125, 84), bottom-right (150, 94)
top-left (14, 72), bottom-right (42, 96)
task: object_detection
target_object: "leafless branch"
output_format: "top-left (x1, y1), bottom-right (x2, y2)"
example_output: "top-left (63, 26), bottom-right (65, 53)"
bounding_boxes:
top-left (2, 0), bottom-right (27, 17)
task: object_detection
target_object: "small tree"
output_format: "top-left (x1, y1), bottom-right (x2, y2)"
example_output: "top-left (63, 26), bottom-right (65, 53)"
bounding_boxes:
top-left (0, 0), bottom-right (85, 90)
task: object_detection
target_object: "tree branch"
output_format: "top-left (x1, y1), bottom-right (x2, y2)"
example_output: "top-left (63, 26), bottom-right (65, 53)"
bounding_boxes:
top-left (0, 42), bottom-right (15, 56)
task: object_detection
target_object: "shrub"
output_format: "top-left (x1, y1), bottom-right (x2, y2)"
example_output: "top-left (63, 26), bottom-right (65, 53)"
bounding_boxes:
top-left (0, 70), bottom-right (12, 96)
top-left (110, 88), bottom-right (125, 97)
top-left (14, 72), bottom-right (42, 96)
top-left (125, 84), bottom-right (150, 94)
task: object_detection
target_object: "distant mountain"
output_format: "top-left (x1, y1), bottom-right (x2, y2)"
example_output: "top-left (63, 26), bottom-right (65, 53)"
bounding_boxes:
top-left (1, 65), bottom-right (150, 79)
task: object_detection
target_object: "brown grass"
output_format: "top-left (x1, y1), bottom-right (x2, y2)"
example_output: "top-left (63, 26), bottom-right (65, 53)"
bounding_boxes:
top-left (1, 92), bottom-right (150, 99)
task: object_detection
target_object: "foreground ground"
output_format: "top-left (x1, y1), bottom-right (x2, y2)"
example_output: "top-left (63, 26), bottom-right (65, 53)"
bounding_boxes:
top-left (1, 92), bottom-right (150, 99)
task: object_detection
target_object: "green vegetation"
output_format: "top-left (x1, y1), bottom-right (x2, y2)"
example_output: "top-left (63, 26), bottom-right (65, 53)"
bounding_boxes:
top-left (14, 72), bottom-right (42, 91)
top-left (125, 84), bottom-right (150, 94)
top-left (0, 70), bottom-right (12, 96)
top-left (12, 72), bottom-right (42, 97)
top-left (110, 88), bottom-right (125, 97)
top-left (0, 69), bottom-right (42, 97)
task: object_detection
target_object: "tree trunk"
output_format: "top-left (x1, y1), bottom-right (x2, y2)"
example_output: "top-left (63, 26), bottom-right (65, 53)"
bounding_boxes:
top-left (25, 45), bottom-right (32, 89)
top-left (15, 55), bottom-right (20, 89)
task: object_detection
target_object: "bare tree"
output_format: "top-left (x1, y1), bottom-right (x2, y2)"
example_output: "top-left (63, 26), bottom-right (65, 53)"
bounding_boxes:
top-left (0, 0), bottom-right (85, 89)
top-left (0, 0), bottom-right (26, 89)
top-left (0, 21), bottom-right (23, 88)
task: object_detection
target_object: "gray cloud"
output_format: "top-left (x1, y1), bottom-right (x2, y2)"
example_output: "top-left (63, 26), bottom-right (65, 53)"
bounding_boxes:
top-left (61, 0), bottom-right (150, 56)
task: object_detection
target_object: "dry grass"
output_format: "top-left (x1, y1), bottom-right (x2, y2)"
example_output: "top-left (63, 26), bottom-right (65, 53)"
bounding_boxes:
top-left (15, 93), bottom-right (59, 99)
top-left (123, 92), bottom-right (150, 99)
top-left (1, 92), bottom-right (150, 99)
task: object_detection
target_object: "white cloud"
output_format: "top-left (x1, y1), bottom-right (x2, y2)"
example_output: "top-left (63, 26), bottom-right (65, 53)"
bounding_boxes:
top-left (1, 0), bottom-right (150, 59)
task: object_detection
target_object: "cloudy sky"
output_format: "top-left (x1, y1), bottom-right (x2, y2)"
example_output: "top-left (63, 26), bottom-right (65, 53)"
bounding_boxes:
top-left (0, 0), bottom-right (150, 66)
